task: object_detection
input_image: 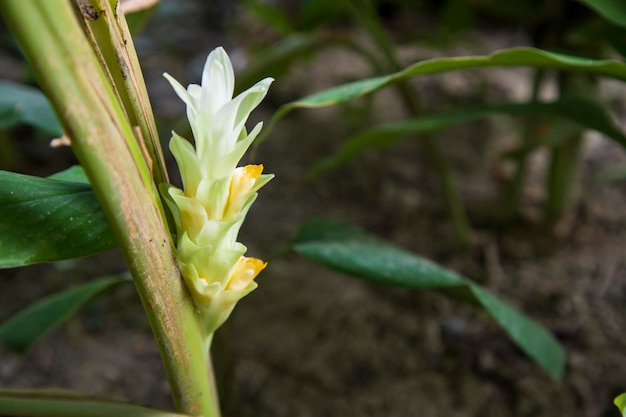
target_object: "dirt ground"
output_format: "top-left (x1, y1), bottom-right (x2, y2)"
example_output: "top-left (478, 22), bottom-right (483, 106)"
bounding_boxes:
top-left (2, 2), bottom-right (626, 417)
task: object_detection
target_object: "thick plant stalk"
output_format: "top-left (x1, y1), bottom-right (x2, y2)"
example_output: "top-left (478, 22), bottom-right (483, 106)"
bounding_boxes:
top-left (0, 2), bottom-right (219, 416)
top-left (76, 0), bottom-right (169, 187)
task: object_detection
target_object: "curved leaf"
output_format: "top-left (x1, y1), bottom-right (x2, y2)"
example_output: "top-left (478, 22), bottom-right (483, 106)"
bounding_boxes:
top-left (0, 275), bottom-right (129, 353)
top-left (308, 98), bottom-right (626, 177)
top-left (578, 0), bottom-right (626, 29)
top-left (0, 170), bottom-right (117, 268)
top-left (291, 217), bottom-right (566, 380)
top-left (0, 81), bottom-right (62, 136)
top-left (0, 389), bottom-right (191, 417)
top-left (260, 47), bottom-right (626, 143)
top-left (242, 0), bottom-right (294, 35)
top-left (236, 33), bottom-right (323, 93)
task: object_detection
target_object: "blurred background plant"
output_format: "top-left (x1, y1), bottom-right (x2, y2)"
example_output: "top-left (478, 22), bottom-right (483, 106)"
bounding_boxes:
top-left (1, 1), bottom-right (626, 416)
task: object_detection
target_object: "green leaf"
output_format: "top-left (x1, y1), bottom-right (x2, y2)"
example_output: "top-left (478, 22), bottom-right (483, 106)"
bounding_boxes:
top-left (259, 47), bottom-right (626, 143)
top-left (236, 34), bottom-right (323, 93)
top-left (578, 0), bottom-right (626, 29)
top-left (47, 165), bottom-right (89, 184)
top-left (0, 275), bottom-right (128, 353)
top-left (0, 170), bottom-right (117, 268)
top-left (296, 0), bottom-right (348, 31)
top-left (308, 98), bottom-right (626, 177)
top-left (615, 393), bottom-right (626, 417)
top-left (0, 81), bottom-right (62, 136)
top-left (0, 388), bottom-right (191, 417)
top-left (291, 217), bottom-right (566, 380)
top-left (243, 0), bottom-right (294, 35)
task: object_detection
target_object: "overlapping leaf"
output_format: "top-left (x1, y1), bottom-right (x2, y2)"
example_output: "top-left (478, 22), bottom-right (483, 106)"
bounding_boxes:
top-left (0, 275), bottom-right (128, 353)
top-left (0, 81), bottom-right (62, 136)
top-left (308, 98), bottom-right (626, 177)
top-left (578, 0), bottom-right (626, 29)
top-left (259, 47), bottom-right (626, 143)
top-left (291, 218), bottom-right (566, 380)
top-left (236, 34), bottom-right (323, 93)
top-left (0, 169), bottom-right (116, 268)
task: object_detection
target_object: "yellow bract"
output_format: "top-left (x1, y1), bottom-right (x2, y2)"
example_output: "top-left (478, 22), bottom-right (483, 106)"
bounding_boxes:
top-left (226, 164), bottom-right (264, 218)
top-left (226, 257), bottom-right (267, 291)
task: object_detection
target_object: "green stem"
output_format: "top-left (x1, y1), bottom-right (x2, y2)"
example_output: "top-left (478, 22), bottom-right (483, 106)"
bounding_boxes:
top-left (546, 133), bottom-right (582, 223)
top-left (77, 0), bottom-right (169, 187)
top-left (545, 72), bottom-right (590, 223)
top-left (206, 338), bottom-right (221, 416)
top-left (505, 68), bottom-right (546, 219)
top-left (0, 2), bottom-right (219, 416)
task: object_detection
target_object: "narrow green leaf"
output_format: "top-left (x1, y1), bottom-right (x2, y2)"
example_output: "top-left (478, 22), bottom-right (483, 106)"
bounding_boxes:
top-left (0, 170), bottom-right (117, 268)
top-left (468, 286), bottom-right (565, 382)
top-left (296, 49), bottom-right (626, 107)
top-left (0, 275), bottom-right (128, 353)
top-left (0, 389), bottom-right (191, 417)
top-left (260, 47), bottom-right (626, 143)
top-left (291, 217), bottom-right (566, 380)
top-left (578, 0), bottom-right (626, 29)
top-left (0, 81), bottom-right (62, 136)
top-left (243, 0), bottom-right (294, 35)
top-left (236, 34), bottom-right (323, 93)
top-left (615, 393), bottom-right (626, 417)
top-left (296, 0), bottom-right (348, 31)
top-left (308, 98), bottom-right (626, 177)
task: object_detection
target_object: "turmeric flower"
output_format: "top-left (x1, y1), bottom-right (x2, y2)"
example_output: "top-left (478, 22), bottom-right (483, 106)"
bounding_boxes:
top-left (162, 47), bottom-right (273, 333)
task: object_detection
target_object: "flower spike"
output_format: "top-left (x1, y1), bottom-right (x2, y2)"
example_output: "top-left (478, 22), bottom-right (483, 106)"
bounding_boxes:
top-left (162, 47), bottom-right (273, 335)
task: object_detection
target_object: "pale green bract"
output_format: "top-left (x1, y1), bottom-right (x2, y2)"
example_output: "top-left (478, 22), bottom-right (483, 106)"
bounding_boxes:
top-left (162, 47), bottom-right (274, 334)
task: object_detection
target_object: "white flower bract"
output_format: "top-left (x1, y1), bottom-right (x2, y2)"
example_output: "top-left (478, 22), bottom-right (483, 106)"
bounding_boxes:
top-left (162, 47), bottom-right (273, 334)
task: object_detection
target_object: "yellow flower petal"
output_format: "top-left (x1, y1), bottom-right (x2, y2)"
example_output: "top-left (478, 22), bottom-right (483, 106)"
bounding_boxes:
top-left (225, 164), bottom-right (263, 217)
top-left (226, 256), bottom-right (267, 291)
